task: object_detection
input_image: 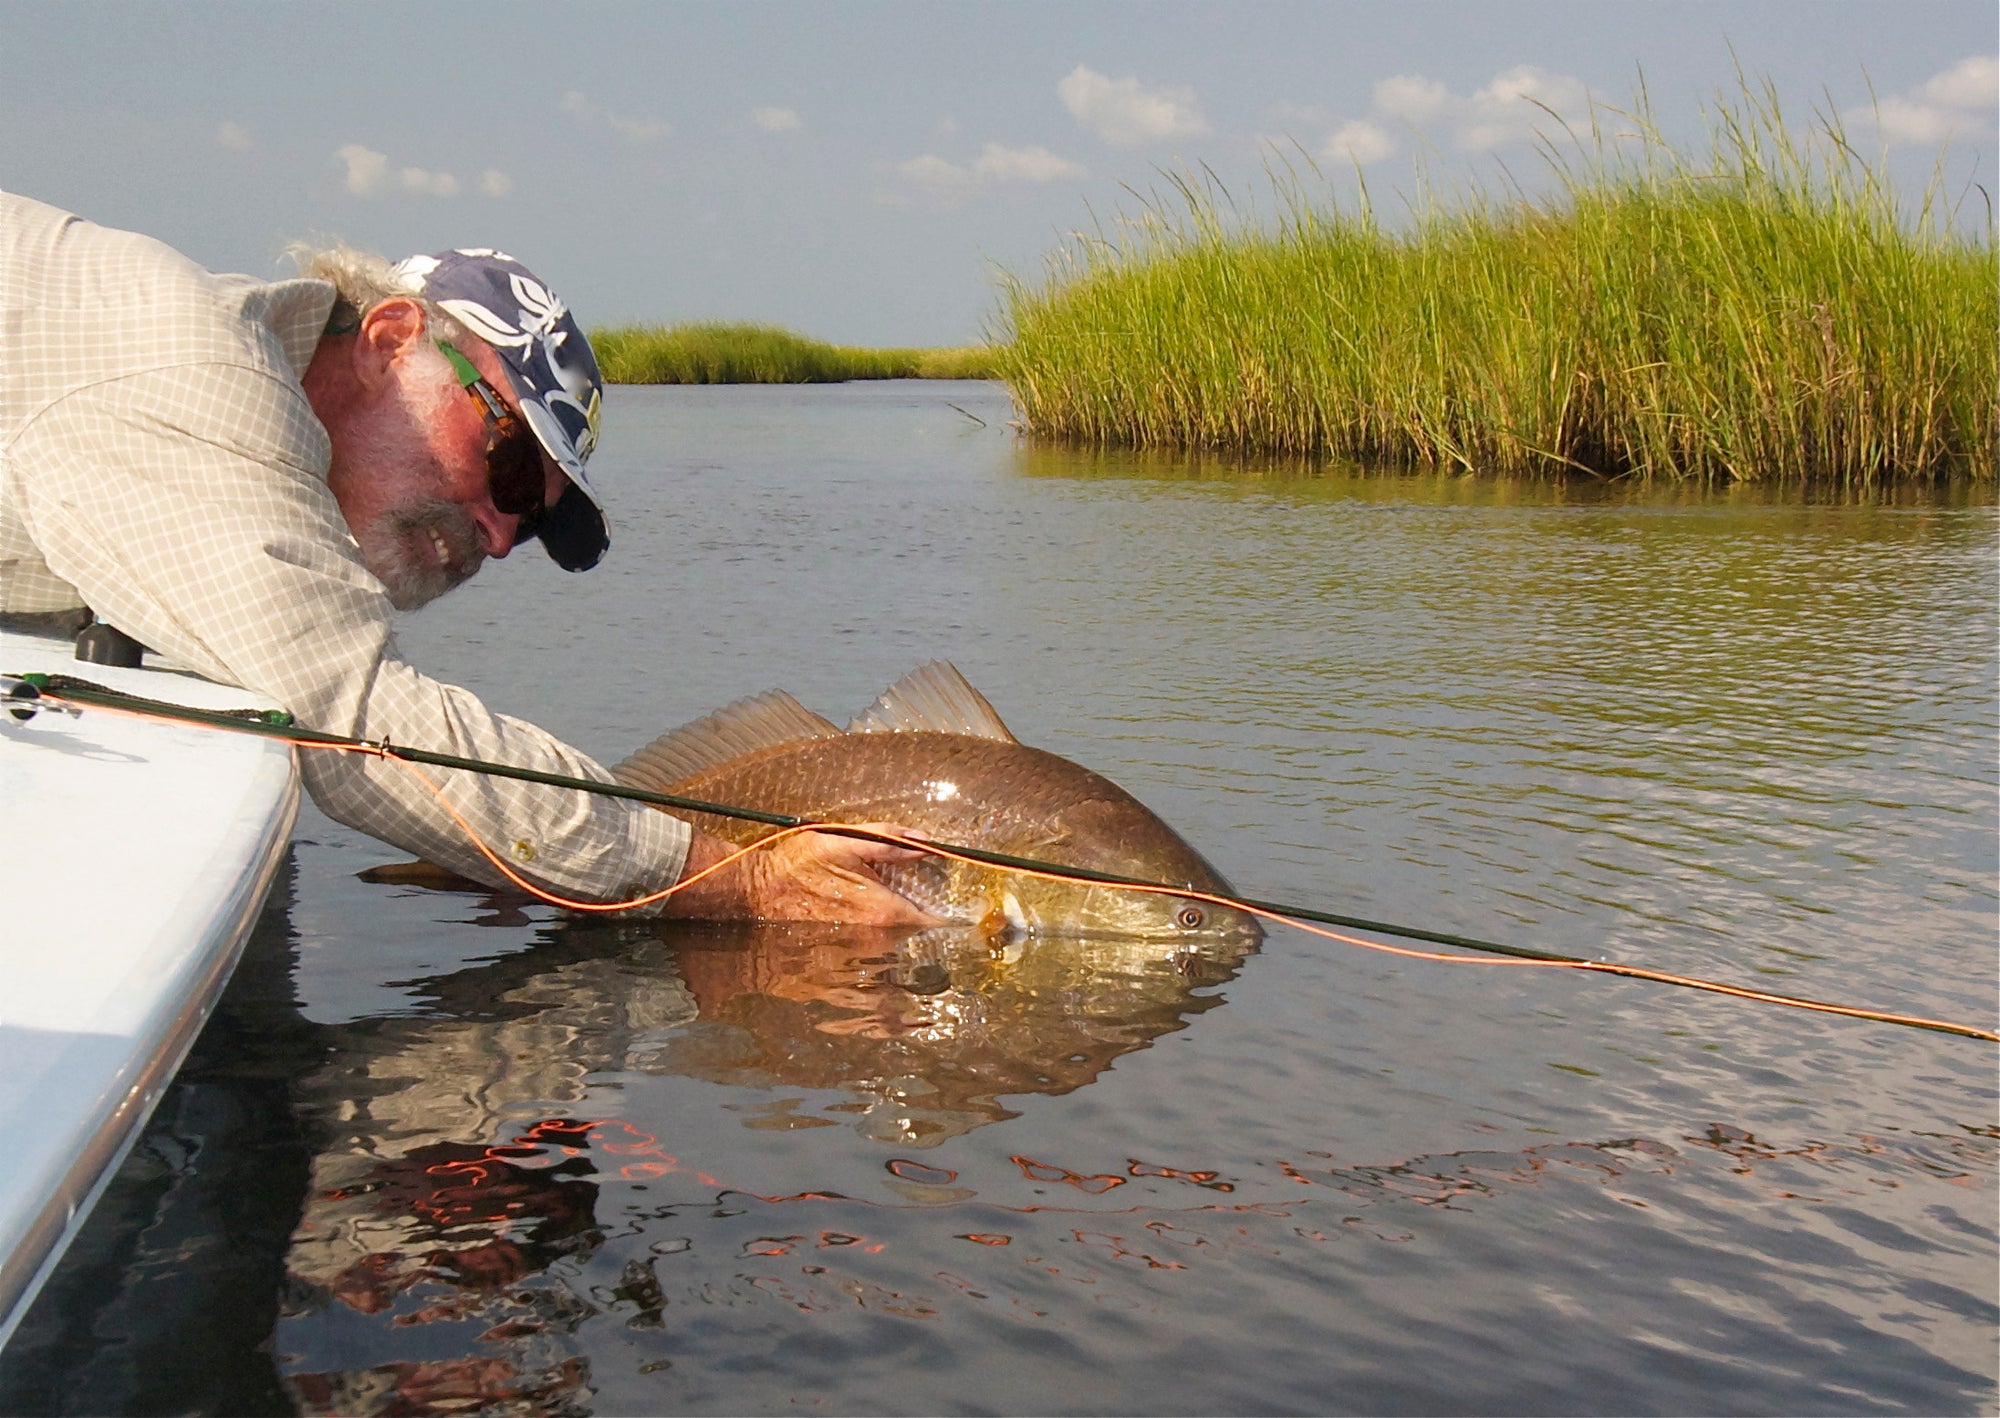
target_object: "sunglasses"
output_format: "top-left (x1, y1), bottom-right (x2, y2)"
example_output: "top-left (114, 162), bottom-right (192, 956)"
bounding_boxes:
top-left (436, 340), bottom-right (551, 546)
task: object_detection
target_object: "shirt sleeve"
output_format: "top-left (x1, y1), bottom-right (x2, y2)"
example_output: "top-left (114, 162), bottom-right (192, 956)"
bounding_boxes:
top-left (6, 362), bottom-right (690, 904)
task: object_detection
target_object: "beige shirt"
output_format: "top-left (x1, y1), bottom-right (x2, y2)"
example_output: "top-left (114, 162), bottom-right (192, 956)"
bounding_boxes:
top-left (0, 193), bottom-right (688, 902)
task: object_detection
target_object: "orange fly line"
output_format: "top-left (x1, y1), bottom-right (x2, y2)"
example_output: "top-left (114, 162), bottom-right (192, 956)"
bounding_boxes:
top-left (26, 687), bottom-right (1999, 1045)
top-left (304, 736), bottom-right (1999, 1044)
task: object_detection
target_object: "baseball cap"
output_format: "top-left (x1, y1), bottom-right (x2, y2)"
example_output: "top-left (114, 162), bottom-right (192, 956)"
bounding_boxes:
top-left (390, 248), bottom-right (610, 571)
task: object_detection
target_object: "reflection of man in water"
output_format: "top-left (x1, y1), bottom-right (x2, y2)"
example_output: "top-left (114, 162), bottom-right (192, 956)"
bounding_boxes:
top-left (279, 917), bottom-right (1252, 1402)
top-left (324, 1121), bottom-right (604, 1309)
top-left (287, 1120), bottom-right (606, 1415)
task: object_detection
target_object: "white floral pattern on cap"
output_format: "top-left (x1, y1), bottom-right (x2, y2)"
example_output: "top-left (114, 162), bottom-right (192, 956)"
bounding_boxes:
top-left (390, 247), bottom-right (609, 570)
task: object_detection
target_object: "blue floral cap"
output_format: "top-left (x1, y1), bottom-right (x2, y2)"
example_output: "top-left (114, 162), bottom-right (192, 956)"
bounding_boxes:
top-left (390, 248), bottom-right (610, 571)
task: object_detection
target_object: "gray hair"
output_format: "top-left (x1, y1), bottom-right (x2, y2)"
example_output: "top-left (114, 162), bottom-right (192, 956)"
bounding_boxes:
top-left (286, 241), bottom-right (466, 339)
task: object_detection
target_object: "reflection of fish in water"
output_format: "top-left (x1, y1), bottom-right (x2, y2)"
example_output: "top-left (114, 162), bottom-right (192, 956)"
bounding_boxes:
top-left (659, 919), bottom-right (1254, 1145)
top-left (613, 662), bottom-right (1261, 942)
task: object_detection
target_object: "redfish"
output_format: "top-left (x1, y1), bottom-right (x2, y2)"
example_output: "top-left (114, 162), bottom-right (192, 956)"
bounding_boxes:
top-left (613, 662), bottom-right (1259, 942)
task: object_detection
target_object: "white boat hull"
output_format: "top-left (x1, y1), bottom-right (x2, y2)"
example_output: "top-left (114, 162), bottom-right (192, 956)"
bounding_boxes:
top-left (0, 629), bottom-right (299, 1349)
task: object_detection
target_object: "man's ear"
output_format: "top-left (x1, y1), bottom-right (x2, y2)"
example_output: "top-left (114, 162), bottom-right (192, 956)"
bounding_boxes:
top-left (352, 297), bottom-right (428, 389)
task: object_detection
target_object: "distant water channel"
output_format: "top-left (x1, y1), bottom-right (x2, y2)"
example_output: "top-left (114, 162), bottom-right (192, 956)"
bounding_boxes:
top-left (3, 382), bottom-right (1994, 1416)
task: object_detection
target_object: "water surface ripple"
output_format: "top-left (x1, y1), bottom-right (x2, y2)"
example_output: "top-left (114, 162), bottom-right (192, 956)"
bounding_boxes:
top-left (2, 383), bottom-right (1993, 1417)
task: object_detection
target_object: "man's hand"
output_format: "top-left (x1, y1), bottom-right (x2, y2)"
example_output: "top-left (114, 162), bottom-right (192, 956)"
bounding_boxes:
top-left (661, 823), bottom-right (943, 927)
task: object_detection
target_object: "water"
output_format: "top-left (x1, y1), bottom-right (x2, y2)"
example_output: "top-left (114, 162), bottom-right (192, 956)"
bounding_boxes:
top-left (3, 382), bottom-right (1994, 1416)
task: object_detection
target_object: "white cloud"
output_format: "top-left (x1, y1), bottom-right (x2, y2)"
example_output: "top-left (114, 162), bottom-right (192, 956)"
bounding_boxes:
top-left (216, 120), bottom-right (253, 151)
top-left (752, 106), bottom-right (800, 133)
top-left (1314, 65), bottom-right (1594, 158)
top-left (897, 154), bottom-right (967, 191)
top-left (560, 90), bottom-right (669, 142)
top-left (1918, 54), bottom-right (1999, 109)
top-left (971, 142), bottom-right (1086, 183)
top-left (891, 154), bottom-right (973, 206)
top-left (1374, 74), bottom-right (1453, 125)
top-left (1058, 64), bottom-right (1209, 148)
top-left (1845, 55), bottom-right (1998, 148)
top-left (1868, 96), bottom-right (1963, 147)
top-left (1459, 66), bottom-right (1593, 150)
top-left (895, 142), bottom-right (1086, 205)
top-left (399, 166), bottom-right (459, 198)
top-left (1321, 120), bottom-right (1395, 167)
top-left (336, 144), bottom-right (390, 196)
top-left (335, 144), bottom-right (502, 199)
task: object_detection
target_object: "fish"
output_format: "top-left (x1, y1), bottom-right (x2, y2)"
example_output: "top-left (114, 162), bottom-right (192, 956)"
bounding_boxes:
top-left (612, 661), bottom-right (1261, 942)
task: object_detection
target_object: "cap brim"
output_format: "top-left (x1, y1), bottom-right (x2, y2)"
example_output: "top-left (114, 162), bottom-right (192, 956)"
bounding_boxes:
top-left (535, 482), bottom-right (610, 572)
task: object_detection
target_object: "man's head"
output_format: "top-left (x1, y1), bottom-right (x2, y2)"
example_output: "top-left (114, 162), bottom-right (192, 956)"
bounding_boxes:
top-left (295, 244), bottom-right (608, 610)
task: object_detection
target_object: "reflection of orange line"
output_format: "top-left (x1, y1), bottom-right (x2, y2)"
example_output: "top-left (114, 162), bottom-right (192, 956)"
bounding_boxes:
top-left (1012, 1155), bottom-right (1127, 1193)
top-left (1128, 1160), bottom-right (1233, 1191)
top-left (727, 1190), bottom-right (1305, 1219)
top-left (887, 1159), bottom-right (959, 1185)
top-left (1074, 1229), bottom-right (1187, 1270)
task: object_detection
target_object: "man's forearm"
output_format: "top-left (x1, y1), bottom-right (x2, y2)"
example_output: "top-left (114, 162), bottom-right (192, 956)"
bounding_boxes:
top-left (655, 828), bottom-right (757, 918)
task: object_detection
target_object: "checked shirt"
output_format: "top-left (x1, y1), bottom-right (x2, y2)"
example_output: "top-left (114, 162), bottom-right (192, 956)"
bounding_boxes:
top-left (0, 193), bottom-right (688, 903)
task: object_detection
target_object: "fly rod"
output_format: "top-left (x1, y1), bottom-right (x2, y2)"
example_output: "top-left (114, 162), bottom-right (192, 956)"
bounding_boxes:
top-left (9, 671), bottom-right (1993, 1043)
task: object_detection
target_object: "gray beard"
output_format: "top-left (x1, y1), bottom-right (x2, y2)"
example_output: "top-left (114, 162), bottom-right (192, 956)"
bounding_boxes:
top-left (353, 498), bottom-right (484, 611)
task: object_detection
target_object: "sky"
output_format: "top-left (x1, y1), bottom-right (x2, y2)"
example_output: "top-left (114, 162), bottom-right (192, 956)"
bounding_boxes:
top-left (1, 2), bottom-right (1993, 348)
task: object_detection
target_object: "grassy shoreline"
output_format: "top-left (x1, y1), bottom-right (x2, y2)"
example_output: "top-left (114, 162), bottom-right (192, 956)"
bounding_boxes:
top-left (591, 321), bottom-right (994, 385)
top-left (992, 83), bottom-right (1996, 484)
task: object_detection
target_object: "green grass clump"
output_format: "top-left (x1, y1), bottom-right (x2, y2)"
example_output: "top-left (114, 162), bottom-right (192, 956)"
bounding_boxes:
top-left (992, 81), bottom-right (1997, 484)
top-left (590, 321), bottom-right (996, 384)
top-left (912, 343), bottom-right (1002, 380)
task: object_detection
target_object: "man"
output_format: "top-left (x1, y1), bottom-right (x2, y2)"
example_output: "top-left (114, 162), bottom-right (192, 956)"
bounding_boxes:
top-left (0, 192), bottom-right (933, 924)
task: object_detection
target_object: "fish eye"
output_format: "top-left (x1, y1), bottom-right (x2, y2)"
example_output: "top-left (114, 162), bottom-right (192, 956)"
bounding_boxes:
top-left (1175, 905), bottom-right (1205, 929)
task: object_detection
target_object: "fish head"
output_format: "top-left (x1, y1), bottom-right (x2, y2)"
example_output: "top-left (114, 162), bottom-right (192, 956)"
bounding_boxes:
top-left (1001, 876), bottom-right (1263, 945)
top-left (995, 794), bottom-right (1263, 944)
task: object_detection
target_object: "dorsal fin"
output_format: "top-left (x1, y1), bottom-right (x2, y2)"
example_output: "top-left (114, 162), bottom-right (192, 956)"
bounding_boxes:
top-left (847, 661), bottom-right (1018, 742)
top-left (612, 690), bottom-right (842, 792)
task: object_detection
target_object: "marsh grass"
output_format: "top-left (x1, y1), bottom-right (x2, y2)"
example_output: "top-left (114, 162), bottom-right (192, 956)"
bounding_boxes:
top-left (591, 321), bottom-right (995, 384)
top-left (993, 81), bottom-right (1997, 483)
